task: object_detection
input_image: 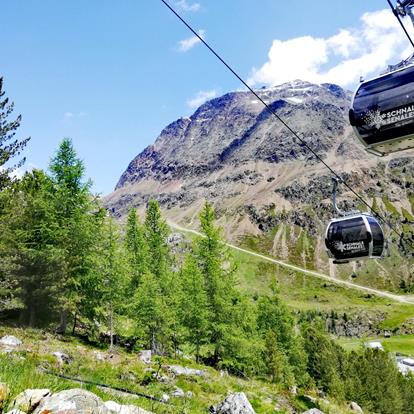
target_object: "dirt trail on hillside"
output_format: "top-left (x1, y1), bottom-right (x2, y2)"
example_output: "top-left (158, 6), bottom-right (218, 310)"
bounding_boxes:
top-left (168, 221), bottom-right (414, 304)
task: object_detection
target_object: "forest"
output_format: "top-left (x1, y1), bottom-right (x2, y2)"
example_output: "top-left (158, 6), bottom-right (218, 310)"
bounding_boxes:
top-left (1, 79), bottom-right (414, 414)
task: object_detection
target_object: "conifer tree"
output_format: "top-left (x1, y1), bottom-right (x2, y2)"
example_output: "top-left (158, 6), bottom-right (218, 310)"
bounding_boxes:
top-left (178, 254), bottom-right (210, 361)
top-left (1, 170), bottom-right (62, 325)
top-left (125, 208), bottom-right (147, 287)
top-left (95, 218), bottom-right (127, 348)
top-left (0, 77), bottom-right (30, 190)
top-left (144, 200), bottom-right (169, 281)
top-left (49, 138), bottom-right (97, 333)
top-left (196, 202), bottom-right (240, 365)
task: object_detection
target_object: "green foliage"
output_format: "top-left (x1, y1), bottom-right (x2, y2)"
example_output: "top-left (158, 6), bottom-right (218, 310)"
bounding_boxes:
top-left (125, 208), bottom-right (148, 287)
top-left (0, 77), bottom-right (30, 190)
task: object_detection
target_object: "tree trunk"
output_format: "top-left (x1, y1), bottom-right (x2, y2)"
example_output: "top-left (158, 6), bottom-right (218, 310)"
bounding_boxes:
top-left (109, 302), bottom-right (114, 350)
top-left (72, 312), bottom-right (77, 336)
top-left (29, 305), bottom-right (36, 328)
top-left (56, 309), bottom-right (68, 334)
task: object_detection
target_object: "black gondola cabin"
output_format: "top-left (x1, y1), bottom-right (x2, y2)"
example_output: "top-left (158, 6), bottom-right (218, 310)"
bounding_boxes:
top-left (325, 214), bottom-right (384, 264)
top-left (349, 64), bottom-right (414, 156)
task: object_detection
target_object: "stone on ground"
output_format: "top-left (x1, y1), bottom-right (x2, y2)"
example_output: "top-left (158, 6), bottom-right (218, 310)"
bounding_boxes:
top-left (350, 401), bottom-right (364, 413)
top-left (168, 365), bottom-right (205, 376)
top-left (12, 389), bottom-right (51, 413)
top-left (0, 336), bottom-right (22, 347)
top-left (104, 400), bottom-right (153, 414)
top-left (33, 389), bottom-right (108, 414)
top-left (138, 350), bottom-right (151, 364)
top-left (213, 392), bottom-right (256, 414)
top-left (302, 409), bottom-right (325, 414)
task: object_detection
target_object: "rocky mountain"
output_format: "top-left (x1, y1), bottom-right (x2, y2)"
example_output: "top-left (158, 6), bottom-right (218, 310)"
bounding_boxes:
top-left (105, 80), bottom-right (414, 290)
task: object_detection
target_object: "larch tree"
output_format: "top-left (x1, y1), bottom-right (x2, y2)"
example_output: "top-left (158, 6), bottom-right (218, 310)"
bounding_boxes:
top-left (125, 207), bottom-right (148, 287)
top-left (144, 200), bottom-right (170, 281)
top-left (49, 138), bottom-right (96, 333)
top-left (0, 77), bottom-right (30, 190)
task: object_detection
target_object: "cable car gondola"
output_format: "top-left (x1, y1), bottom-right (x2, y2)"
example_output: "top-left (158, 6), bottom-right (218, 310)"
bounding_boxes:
top-left (324, 178), bottom-right (385, 264)
top-left (325, 213), bottom-right (385, 264)
top-left (349, 0), bottom-right (414, 156)
top-left (349, 64), bottom-right (414, 156)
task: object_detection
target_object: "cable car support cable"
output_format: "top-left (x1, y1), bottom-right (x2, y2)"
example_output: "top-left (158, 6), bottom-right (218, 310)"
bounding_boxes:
top-left (386, 0), bottom-right (414, 49)
top-left (160, 0), bottom-right (412, 251)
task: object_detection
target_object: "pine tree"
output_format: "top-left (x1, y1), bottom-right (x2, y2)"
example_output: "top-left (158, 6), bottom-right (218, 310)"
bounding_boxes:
top-left (125, 208), bottom-right (147, 287)
top-left (196, 202), bottom-right (240, 365)
top-left (49, 138), bottom-right (97, 333)
top-left (264, 330), bottom-right (294, 386)
top-left (1, 170), bottom-right (62, 326)
top-left (257, 280), bottom-right (308, 385)
top-left (178, 254), bottom-right (210, 361)
top-left (0, 77), bottom-right (30, 190)
top-left (95, 218), bottom-right (128, 349)
top-left (144, 200), bottom-right (169, 281)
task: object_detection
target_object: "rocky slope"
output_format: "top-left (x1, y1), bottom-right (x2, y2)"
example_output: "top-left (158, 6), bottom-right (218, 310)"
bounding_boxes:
top-left (105, 80), bottom-right (414, 289)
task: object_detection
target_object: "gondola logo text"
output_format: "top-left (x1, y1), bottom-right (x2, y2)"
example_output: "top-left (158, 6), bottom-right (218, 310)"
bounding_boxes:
top-left (333, 241), bottom-right (365, 252)
top-left (364, 106), bottom-right (414, 129)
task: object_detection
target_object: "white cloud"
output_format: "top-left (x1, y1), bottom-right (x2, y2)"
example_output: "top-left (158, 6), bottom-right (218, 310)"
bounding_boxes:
top-left (175, 0), bottom-right (200, 12)
top-left (249, 9), bottom-right (414, 88)
top-left (63, 111), bottom-right (87, 121)
top-left (178, 29), bottom-right (205, 52)
top-left (187, 89), bottom-right (218, 108)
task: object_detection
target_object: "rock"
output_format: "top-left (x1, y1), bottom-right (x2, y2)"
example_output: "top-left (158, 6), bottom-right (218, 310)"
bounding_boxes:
top-left (33, 389), bottom-right (108, 414)
top-left (12, 389), bottom-right (51, 413)
top-left (0, 336), bottom-right (22, 347)
top-left (289, 386), bottom-right (297, 395)
top-left (302, 410), bottom-right (325, 414)
top-left (350, 401), bottom-right (364, 413)
top-left (104, 401), bottom-right (153, 414)
top-left (138, 350), bottom-right (151, 364)
top-left (5, 410), bottom-right (27, 414)
top-left (168, 365), bottom-right (205, 377)
top-left (52, 351), bottom-right (71, 365)
top-left (0, 383), bottom-right (9, 409)
top-left (171, 387), bottom-right (185, 398)
top-left (94, 351), bottom-right (105, 361)
top-left (161, 394), bottom-right (170, 403)
top-left (303, 395), bottom-right (318, 404)
top-left (213, 392), bottom-right (256, 414)
top-left (185, 391), bottom-right (193, 398)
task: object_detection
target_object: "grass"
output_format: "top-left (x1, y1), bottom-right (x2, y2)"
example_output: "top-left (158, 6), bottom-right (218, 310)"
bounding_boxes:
top-left (0, 327), bottom-right (360, 414)
top-left (231, 248), bottom-right (414, 330)
top-left (337, 334), bottom-right (414, 356)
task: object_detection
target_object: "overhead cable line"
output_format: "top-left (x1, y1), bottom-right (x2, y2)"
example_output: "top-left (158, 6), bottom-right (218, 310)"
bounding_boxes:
top-left (160, 0), bottom-right (411, 248)
top-left (386, 0), bottom-right (414, 49)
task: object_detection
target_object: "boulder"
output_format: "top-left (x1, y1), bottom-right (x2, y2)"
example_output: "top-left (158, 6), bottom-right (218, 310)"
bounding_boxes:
top-left (168, 365), bottom-right (205, 377)
top-left (302, 410), bottom-right (325, 414)
top-left (350, 401), bottom-right (364, 413)
top-left (33, 389), bottom-right (108, 414)
top-left (161, 394), bottom-right (170, 403)
top-left (12, 389), bottom-right (51, 413)
top-left (0, 336), bottom-right (22, 347)
top-left (171, 387), bottom-right (185, 398)
top-left (52, 352), bottom-right (71, 365)
top-left (213, 393), bottom-right (256, 414)
top-left (104, 401), bottom-right (153, 414)
top-left (138, 350), bottom-right (151, 364)
top-left (0, 383), bottom-right (10, 410)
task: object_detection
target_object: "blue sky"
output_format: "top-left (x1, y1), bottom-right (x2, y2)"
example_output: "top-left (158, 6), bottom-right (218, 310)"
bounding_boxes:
top-left (2, 1), bottom-right (411, 194)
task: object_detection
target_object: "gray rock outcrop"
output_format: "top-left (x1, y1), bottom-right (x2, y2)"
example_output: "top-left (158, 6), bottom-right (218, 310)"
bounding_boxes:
top-left (168, 365), bottom-right (205, 376)
top-left (0, 336), bottom-right (22, 347)
top-left (213, 392), bottom-right (256, 414)
top-left (350, 401), bottom-right (364, 413)
top-left (104, 401), bottom-right (153, 414)
top-left (12, 389), bottom-right (51, 413)
top-left (33, 389), bottom-right (108, 414)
